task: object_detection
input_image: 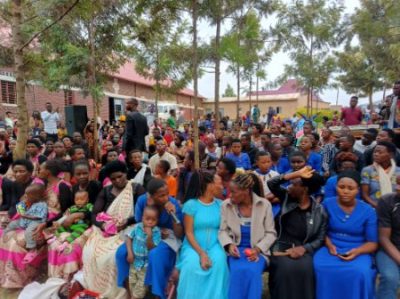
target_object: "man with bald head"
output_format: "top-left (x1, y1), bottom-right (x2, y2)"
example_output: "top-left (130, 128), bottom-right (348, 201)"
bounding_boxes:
top-left (123, 98), bottom-right (149, 154)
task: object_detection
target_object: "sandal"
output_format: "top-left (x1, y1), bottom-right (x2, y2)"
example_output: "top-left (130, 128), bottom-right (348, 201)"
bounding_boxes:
top-left (22, 250), bottom-right (39, 264)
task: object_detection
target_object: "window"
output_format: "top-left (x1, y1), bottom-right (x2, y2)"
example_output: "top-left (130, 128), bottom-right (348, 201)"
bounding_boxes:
top-left (276, 106), bottom-right (282, 114)
top-left (64, 90), bottom-right (73, 106)
top-left (1, 80), bottom-right (16, 104)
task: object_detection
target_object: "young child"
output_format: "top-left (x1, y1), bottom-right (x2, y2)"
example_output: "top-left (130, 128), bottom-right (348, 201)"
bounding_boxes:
top-left (253, 151), bottom-right (279, 198)
top-left (49, 190), bottom-right (93, 251)
top-left (4, 183), bottom-right (47, 263)
top-left (126, 206), bottom-right (161, 299)
top-left (154, 160), bottom-right (177, 198)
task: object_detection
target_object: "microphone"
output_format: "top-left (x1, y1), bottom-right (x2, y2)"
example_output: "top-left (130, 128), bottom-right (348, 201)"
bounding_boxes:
top-left (170, 212), bottom-right (181, 224)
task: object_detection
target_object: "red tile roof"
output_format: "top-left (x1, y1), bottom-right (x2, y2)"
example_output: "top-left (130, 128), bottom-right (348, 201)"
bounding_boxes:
top-left (250, 79), bottom-right (327, 103)
top-left (111, 60), bottom-right (203, 99)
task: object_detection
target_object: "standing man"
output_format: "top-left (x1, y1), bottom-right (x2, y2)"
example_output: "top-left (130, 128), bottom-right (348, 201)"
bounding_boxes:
top-left (4, 111), bottom-right (14, 128)
top-left (340, 96), bottom-right (363, 126)
top-left (267, 107), bottom-right (275, 127)
top-left (251, 104), bottom-right (260, 124)
top-left (167, 109), bottom-right (177, 130)
top-left (41, 102), bottom-right (60, 141)
top-left (388, 80), bottom-right (400, 130)
top-left (123, 98), bottom-right (149, 154)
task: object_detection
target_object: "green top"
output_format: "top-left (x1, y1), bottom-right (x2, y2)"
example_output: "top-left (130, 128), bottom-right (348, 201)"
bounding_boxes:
top-left (167, 116), bottom-right (177, 129)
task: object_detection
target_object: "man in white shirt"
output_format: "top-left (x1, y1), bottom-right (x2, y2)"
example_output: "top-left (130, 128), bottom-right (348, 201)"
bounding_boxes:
top-left (148, 137), bottom-right (178, 176)
top-left (5, 111), bottom-right (14, 128)
top-left (41, 102), bottom-right (60, 141)
top-left (353, 128), bottom-right (378, 154)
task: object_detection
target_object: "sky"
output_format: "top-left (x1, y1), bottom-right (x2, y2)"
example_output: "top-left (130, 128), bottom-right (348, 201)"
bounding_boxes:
top-left (195, 0), bottom-right (386, 107)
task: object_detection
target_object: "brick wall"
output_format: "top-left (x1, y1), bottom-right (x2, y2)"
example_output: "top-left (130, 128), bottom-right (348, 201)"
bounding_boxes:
top-left (1, 74), bottom-right (203, 123)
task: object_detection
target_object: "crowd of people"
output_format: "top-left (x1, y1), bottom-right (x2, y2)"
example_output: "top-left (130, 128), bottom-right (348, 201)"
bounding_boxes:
top-left (0, 82), bottom-right (400, 299)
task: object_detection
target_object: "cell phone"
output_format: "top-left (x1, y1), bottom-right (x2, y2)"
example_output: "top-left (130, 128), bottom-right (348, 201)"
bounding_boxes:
top-left (338, 253), bottom-right (349, 257)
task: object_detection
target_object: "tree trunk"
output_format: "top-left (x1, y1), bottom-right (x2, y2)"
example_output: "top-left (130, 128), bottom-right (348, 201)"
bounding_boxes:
top-left (88, 20), bottom-right (99, 162)
top-left (248, 75), bottom-right (252, 112)
top-left (336, 86), bottom-right (339, 106)
top-left (306, 87), bottom-right (310, 118)
top-left (155, 81), bottom-right (160, 120)
top-left (12, 0), bottom-right (29, 160)
top-left (310, 86), bottom-right (313, 118)
top-left (256, 67), bottom-right (259, 104)
top-left (214, 16), bottom-right (221, 134)
top-left (236, 64), bottom-right (240, 121)
top-left (192, 0), bottom-right (200, 169)
top-left (368, 87), bottom-right (373, 114)
top-left (382, 83), bottom-right (386, 101)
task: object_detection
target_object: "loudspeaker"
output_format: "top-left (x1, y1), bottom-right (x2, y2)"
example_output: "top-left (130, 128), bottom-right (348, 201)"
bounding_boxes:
top-left (64, 105), bottom-right (88, 136)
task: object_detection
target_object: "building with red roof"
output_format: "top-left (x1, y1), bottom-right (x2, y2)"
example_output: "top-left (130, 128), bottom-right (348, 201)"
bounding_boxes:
top-left (0, 60), bottom-right (204, 128)
top-left (203, 79), bottom-right (331, 119)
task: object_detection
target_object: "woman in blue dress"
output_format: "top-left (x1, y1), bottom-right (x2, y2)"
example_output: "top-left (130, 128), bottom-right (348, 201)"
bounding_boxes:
top-left (219, 173), bottom-right (276, 299)
top-left (299, 135), bottom-right (322, 173)
top-left (115, 178), bottom-right (184, 299)
top-left (324, 151), bottom-right (359, 199)
top-left (176, 171), bottom-right (229, 299)
top-left (314, 170), bottom-right (378, 299)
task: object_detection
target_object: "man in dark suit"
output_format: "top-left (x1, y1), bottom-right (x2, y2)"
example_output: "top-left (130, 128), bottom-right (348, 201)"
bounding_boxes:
top-left (123, 98), bottom-right (149, 153)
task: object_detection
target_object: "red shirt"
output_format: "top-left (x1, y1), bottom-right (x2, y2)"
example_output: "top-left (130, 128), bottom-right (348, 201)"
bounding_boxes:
top-left (341, 107), bottom-right (363, 126)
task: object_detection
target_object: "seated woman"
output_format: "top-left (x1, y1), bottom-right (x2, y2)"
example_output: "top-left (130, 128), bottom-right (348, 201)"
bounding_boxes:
top-left (270, 143), bottom-right (290, 174)
top-left (177, 151), bottom-right (196, 203)
top-left (98, 148), bottom-right (120, 186)
top-left (115, 178), bottom-right (183, 299)
top-left (219, 173), bottom-right (276, 299)
top-left (126, 150), bottom-right (152, 189)
top-left (177, 171), bottom-right (229, 298)
top-left (324, 151), bottom-right (361, 199)
top-left (376, 176), bottom-right (400, 299)
top-left (299, 135), bottom-right (322, 173)
top-left (169, 133), bottom-right (187, 168)
top-left (314, 170), bottom-right (378, 299)
top-left (216, 157), bottom-right (236, 200)
top-left (47, 160), bottom-right (101, 279)
top-left (0, 159), bottom-right (70, 289)
top-left (82, 161), bottom-right (145, 299)
top-left (267, 167), bottom-right (327, 299)
top-left (270, 151), bottom-right (310, 216)
top-left (361, 141), bottom-right (400, 208)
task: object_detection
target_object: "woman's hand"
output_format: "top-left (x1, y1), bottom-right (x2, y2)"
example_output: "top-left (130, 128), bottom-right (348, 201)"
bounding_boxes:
top-left (32, 223), bottom-right (47, 240)
top-left (327, 244), bottom-right (337, 256)
top-left (338, 248), bottom-right (360, 261)
top-left (199, 252), bottom-right (212, 270)
top-left (246, 248), bottom-right (260, 262)
top-left (164, 201), bottom-right (176, 215)
top-left (62, 215), bottom-right (80, 228)
top-left (286, 246), bottom-right (306, 259)
top-left (297, 166), bottom-right (314, 179)
top-left (228, 244), bottom-right (240, 258)
top-left (161, 228), bottom-right (170, 239)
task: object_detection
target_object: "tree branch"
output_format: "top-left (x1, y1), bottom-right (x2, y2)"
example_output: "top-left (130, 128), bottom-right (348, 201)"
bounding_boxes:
top-left (19, 0), bottom-right (80, 51)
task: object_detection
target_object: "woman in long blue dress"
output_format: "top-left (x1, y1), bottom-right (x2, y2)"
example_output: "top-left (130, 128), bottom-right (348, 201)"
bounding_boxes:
top-left (176, 171), bottom-right (229, 299)
top-left (115, 178), bottom-right (184, 299)
top-left (314, 170), bottom-right (378, 299)
top-left (219, 173), bottom-right (276, 299)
